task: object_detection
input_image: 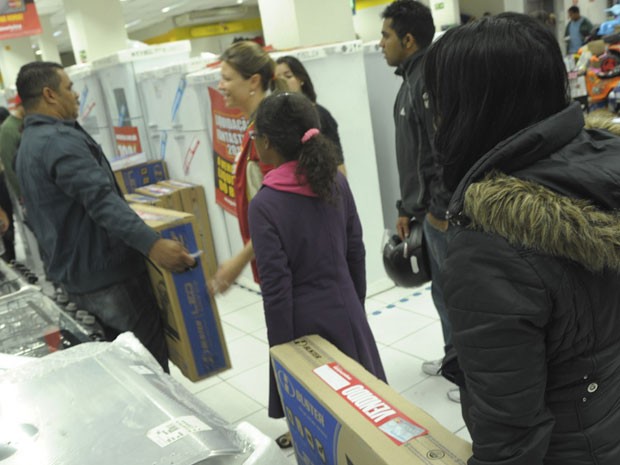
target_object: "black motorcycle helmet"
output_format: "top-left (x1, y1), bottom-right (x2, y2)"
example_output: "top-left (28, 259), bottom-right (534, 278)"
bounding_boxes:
top-left (382, 221), bottom-right (431, 288)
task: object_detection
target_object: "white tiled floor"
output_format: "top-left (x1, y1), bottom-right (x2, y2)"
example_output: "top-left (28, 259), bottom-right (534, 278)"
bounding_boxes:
top-left (169, 283), bottom-right (472, 463)
top-left (14, 225), bottom-right (473, 462)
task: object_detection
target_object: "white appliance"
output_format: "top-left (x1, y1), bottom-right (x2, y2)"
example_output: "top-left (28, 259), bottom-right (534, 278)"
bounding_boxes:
top-left (362, 40), bottom-right (402, 231)
top-left (91, 41), bottom-right (192, 170)
top-left (271, 40), bottom-right (391, 295)
top-left (184, 67), bottom-right (251, 286)
top-left (135, 56), bottom-right (239, 271)
top-left (65, 63), bottom-right (117, 162)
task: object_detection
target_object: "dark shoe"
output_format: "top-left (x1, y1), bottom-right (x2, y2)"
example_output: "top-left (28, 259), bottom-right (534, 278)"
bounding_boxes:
top-left (276, 432), bottom-right (293, 449)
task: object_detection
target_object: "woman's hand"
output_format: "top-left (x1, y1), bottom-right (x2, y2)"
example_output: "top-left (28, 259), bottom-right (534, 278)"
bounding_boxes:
top-left (210, 241), bottom-right (255, 295)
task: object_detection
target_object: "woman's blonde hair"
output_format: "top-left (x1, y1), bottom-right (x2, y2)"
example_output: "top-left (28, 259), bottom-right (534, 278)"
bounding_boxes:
top-left (220, 41), bottom-right (287, 92)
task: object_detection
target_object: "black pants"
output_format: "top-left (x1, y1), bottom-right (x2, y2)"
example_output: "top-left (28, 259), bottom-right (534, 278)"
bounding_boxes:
top-left (68, 271), bottom-right (169, 372)
top-left (0, 173), bottom-right (15, 261)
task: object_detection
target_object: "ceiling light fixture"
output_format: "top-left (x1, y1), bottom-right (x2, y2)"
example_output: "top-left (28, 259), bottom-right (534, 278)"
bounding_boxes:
top-left (124, 19), bottom-right (142, 29)
top-left (52, 30), bottom-right (62, 37)
top-left (161, 2), bottom-right (184, 14)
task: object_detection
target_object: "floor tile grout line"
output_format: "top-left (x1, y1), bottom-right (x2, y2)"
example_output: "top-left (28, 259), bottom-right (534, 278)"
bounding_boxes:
top-left (202, 379), bottom-right (265, 420)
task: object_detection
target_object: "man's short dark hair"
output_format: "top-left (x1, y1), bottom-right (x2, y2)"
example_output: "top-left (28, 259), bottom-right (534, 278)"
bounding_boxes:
top-left (382, 0), bottom-right (435, 49)
top-left (16, 61), bottom-right (63, 111)
top-left (568, 6), bottom-right (580, 14)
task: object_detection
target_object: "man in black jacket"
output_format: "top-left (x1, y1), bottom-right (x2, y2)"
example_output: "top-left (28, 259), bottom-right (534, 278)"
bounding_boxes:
top-left (380, 0), bottom-right (457, 400)
top-left (15, 61), bottom-right (195, 371)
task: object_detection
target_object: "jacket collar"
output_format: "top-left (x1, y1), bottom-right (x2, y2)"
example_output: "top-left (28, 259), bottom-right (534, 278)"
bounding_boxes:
top-left (447, 102), bottom-right (584, 223)
top-left (395, 48), bottom-right (425, 78)
top-left (24, 113), bottom-right (79, 129)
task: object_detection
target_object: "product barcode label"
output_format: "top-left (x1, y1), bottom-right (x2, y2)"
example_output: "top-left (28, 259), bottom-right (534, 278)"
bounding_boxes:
top-left (147, 416), bottom-right (211, 447)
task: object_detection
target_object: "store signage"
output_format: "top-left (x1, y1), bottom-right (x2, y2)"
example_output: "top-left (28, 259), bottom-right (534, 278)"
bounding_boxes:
top-left (0, 0), bottom-right (42, 40)
top-left (113, 126), bottom-right (143, 157)
top-left (209, 87), bottom-right (247, 216)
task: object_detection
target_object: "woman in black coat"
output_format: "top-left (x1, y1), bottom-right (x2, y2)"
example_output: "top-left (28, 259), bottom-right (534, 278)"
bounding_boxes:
top-left (274, 56), bottom-right (346, 174)
top-left (425, 13), bottom-right (620, 465)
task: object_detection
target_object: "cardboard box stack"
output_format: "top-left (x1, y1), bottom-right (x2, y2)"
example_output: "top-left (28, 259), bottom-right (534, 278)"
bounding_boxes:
top-left (157, 180), bottom-right (218, 277)
top-left (131, 203), bottom-right (230, 381)
top-left (125, 193), bottom-right (165, 207)
top-left (271, 335), bottom-right (472, 465)
top-left (135, 184), bottom-right (183, 211)
top-left (113, 159), bottom-right (168, 194)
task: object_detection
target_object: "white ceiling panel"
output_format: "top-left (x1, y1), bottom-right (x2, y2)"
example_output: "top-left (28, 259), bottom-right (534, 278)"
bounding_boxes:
top-left (32, 0), bottom-right (258, 53)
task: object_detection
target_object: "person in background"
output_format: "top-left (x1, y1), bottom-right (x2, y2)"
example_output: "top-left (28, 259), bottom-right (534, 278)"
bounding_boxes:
top-left (249, 91), bottom-right (386, 448)
top-left (380, 0), bottom-right (456, 400)
top-left (0, 96), bottom-right (24, 204)
top-left (565, 6), bottom-right (593, 55)
top-left (0, 105), bottom-right (14, 260)
top-left (212, 41), bottom-right (286, 294)
top-left (425, 13), bottom-right (620, 464)
top-left (274, 56), bottom-right (346, 175)
top-left (15, 61), bottom-right (195, 371)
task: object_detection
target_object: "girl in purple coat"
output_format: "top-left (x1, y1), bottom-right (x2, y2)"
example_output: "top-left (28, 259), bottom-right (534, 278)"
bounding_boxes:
top-left (249, 92), bottom-right (387, 435)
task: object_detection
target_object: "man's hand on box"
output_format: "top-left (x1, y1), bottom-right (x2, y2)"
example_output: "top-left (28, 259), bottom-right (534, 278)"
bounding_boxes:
top-left (148, 238), bottom-right (196, 273)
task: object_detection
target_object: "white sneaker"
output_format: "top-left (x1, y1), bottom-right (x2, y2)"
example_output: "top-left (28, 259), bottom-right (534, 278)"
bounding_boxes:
top-left (421, 358), bottom-right (442, 376)
top-left (447, 388), bottom-right (461, 403)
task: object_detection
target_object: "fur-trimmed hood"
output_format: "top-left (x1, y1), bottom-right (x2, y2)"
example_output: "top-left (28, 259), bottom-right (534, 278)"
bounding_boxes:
top-left (464, 172), bottom-right (620, 273)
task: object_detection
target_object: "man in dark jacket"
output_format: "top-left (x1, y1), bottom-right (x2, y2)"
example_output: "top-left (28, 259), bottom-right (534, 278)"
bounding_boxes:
top-left (15, 61), bottom-right (195, 371)
top-left (380, 0), bottom-right (456, 400)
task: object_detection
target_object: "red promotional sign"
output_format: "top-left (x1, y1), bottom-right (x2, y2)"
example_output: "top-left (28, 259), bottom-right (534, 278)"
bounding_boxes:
top-left (113, 126), bottom-right (143, 157)
top-left (0, 0), bottom-right (42, 40)
top-left (209, 87), bottom-right (247, 216)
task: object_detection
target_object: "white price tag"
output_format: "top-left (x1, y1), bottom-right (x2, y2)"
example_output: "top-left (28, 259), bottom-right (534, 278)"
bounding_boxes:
top-left (147, 416), bottom-right (211, 448)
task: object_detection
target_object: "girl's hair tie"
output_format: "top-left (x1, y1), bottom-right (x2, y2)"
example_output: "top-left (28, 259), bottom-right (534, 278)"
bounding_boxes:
top-left (301, 128), bottom-right (320, 144)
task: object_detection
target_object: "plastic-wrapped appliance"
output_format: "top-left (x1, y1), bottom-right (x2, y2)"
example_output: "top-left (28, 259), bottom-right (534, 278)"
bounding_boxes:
top-left (0, 288), bottom-right (91, 357)
top-left (0, 333), bottom-right (289, 464)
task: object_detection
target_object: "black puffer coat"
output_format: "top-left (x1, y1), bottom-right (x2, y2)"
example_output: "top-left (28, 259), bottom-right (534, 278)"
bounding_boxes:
top-left (442, 102), bottom-right (620, 465)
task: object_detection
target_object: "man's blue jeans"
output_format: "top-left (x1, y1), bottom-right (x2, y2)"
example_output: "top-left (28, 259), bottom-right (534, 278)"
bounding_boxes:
top-left (423, 216), bottom-right (451, 349)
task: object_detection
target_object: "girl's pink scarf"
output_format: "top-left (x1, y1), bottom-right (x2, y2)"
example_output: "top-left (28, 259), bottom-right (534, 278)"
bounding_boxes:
top-left (262, 161), bottom-right (317, 197)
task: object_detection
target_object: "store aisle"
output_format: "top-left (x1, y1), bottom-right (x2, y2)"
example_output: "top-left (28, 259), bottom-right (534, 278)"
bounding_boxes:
top-left (14, 225), bottom-right (471, 461)
top-left (169, 283), bottom-right (472, 463)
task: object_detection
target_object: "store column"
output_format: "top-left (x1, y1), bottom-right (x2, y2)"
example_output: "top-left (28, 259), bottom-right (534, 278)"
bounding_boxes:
top-left (0, 37), bottom-right (36, 89)
top-left (257, 0), bottom-right (356, 49)
top-left (36, 15), bottom-right (61, 64)
top-left (503, 0), bottom-right (525, 13)
top-left (428, 0), bottom-right (460, 30)
top-left (62, 0), bottom-right (128, 64)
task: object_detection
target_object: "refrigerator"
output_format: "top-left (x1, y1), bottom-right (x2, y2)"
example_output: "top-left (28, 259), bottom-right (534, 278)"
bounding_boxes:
top-left (362, 40), bottom-right (402, 232)
top-left (91, 41), bottom-right (192, 170)
top-left (270, 40), bottom-right (391, 294)
top-left (184, 67), bottom-right (251, 286)
top-left (65, 63), bottom-right (117, 163)
top-left (162, 40), bottom-right (392, 294)
top-left (135, 56), bottom-right (239, 273)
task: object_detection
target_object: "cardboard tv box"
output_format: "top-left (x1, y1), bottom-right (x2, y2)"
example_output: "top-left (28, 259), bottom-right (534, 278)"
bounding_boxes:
top-left (113, 159), bottom-right (168, 194)
top-left (125, 193), bottom-right (166, 207)
top-left (157, 180), bottom-right (218, 277)
top-left (135, 184), bottom-right (184, 212)
top-left (131, 203), bottom-right (230, 381)
top-left (271, 335), bottom-right (472, 465)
